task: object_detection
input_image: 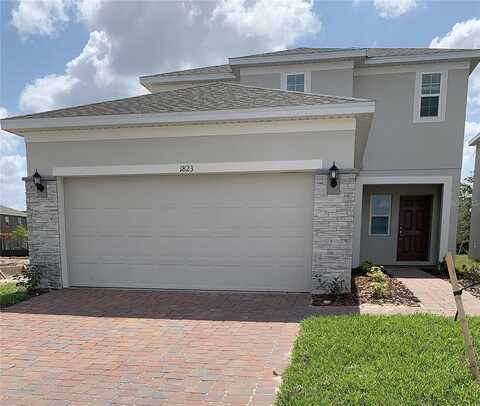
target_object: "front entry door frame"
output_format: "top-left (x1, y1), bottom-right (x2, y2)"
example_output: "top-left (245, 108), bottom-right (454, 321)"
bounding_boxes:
top-left (352, 176), bottom-right (452, 268)
top-left (397, 195), bottom-right (433, 261)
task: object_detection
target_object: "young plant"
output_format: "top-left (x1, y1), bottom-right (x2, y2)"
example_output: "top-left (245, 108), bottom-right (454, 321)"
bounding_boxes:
top-left (371, 281), bottom-right (388, 298)
top-left (367, 266), bottom-right (387, 283)
top-left (14, 264), bottom-right (41, 295)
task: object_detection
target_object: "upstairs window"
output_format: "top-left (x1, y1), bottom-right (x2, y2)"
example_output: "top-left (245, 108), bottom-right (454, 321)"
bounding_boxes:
top-left (286, 73), bottom-right (305, 92)
top-left (420, 73), bottom-right (441, 117)
top-left (414, 71), bottom-right (447, 122)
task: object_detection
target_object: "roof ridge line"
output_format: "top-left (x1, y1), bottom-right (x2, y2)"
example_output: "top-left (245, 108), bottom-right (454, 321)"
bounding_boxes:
top-left (223, 82), bottom-right (372, 102)
top-left (140, 64), bottom-right (232, 80)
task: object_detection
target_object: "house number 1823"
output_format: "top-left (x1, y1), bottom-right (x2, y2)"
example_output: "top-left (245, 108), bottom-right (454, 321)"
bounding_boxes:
top-left (179, 165), bottom-right (194, 173)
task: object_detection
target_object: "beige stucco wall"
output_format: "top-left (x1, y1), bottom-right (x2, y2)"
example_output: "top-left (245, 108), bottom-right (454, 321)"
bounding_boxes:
top-left (240, 73), bottom-right (281, 89)
top-left (354, 68), bottom-right (468, 172)
top-left (25, 123), bottom-right (356, 176)
top-left (311, 69), bottom-right (353, 97)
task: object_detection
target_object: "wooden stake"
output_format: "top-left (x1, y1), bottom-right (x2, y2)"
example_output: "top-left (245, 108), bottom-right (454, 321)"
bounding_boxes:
top-left (445, 252), bottom-right (480, 381)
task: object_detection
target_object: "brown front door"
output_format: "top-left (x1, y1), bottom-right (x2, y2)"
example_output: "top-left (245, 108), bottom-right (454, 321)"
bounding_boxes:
top-left (397, 196), bottom-right (432, 261)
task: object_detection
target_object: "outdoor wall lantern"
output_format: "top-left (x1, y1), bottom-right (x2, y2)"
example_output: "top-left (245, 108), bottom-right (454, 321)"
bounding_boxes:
top-left (329, 162), bottom-right (339, 188)
top-left (32, 169), bottom-right (44, 192)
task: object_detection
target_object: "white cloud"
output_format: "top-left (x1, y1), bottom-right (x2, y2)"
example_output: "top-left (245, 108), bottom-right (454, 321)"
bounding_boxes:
top-left (20, 30), bottom-right (141, 112)
top-left (11, 0), bottom-right (73, 39)
top-left (212, 0), bottom-right (319, 47)
top-left (354, 0), bottom-right (417, 19)
top-left (463, 121), bottom-right (480, 179)
top-left (17, 0), bottom-right (320, 113)
top-left (0, 155), bottom-right (27, 211)
top-left (430, 18), bottom-right (480, 49)
top-left (0, 106), bottom-right (27, 210)
top-left (430, 19), bottom-right (480, 179)
top-left (430, 18), bottom-right (480, 114)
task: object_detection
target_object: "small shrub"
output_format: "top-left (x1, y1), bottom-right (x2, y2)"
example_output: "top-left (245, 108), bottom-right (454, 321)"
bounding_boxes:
top-left (356, 260), bottom-right (374, 275)
top-left (14, 264), bottom-right (41, 295)
top-left (371, 281), bottom-right (388, 298)
top-left (367, 266), bottom-right (387, 283)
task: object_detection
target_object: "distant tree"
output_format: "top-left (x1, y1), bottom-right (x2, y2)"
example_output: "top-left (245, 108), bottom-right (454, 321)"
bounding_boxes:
top-left (10, 225), bottom-right (28, 248)
top-left (457, 176), bottom-right (473, 254)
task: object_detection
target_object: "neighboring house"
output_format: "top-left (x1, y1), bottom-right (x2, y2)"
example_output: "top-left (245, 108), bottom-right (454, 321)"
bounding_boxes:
top-left (0, 205), bottom-right (28, 256)
top-left (469, 133), bottom-right (480, 260)
top-left (1, 47), bottom-right (479, 293)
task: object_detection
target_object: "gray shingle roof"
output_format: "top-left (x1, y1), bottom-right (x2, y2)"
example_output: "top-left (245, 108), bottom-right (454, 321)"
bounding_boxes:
top-left (141, 64), bottom-right (233, 80)
top-left (6, 82), bottom-right (371, 120)
top-left (365, 48), bottom-right (475, 57)
top-left (231, 47), bottom-right (352, 59)
top-left (0, 205), bottom-right (26, 217)
top-left (232, 47), bottom-right (476, 59)
top-left (143, 47), bottom-right (478, 81)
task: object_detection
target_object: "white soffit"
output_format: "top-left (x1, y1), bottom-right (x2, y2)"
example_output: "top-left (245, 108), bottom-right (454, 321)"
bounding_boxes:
top-left (2, 102), bottom-right (375, 134)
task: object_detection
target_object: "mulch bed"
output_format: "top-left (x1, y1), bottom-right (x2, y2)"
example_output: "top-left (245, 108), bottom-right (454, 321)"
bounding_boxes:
top-left (311, 273), bottom-right (421, 307)
top-left (461, 281), bottom-right (480, 299)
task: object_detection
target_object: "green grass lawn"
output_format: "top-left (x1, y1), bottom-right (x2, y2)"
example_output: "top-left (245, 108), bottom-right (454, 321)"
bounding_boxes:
top-left (276, 315), bottom-right (480, 406)
top-left (456, 255), bottom-right (480, 273)
top-left (0, 281), bottom-right (29, 308)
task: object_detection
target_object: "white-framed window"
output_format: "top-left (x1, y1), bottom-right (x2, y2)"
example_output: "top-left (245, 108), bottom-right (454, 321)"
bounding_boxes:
top-left (286, 73), bottom-right (305, 92)
top-left (413, 71), bottom-right (447, 123)
top-left (4, 216), bottom-right (9, 225)
top-left (369, 194), bottom-right (392, 236)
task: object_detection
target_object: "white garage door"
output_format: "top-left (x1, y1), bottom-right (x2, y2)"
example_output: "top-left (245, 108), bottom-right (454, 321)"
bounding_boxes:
top-left (65, 173), bottom-right (313, 292)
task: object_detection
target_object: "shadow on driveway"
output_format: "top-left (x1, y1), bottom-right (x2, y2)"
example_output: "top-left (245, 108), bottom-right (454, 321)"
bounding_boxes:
top-left (2, 287), bottom-right (361, 322)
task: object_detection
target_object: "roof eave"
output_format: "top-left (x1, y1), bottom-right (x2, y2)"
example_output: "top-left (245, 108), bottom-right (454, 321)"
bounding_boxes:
top-left (469, 132), bottom-right (480, 147)
top-left (1, 101), bottom-right (375, 134)
top-left (228, 49), bottom-right (367, 66)
top-left (139, 72), bottom-right (236, 85)
top-left (365, 50), bottom-right (480, 66)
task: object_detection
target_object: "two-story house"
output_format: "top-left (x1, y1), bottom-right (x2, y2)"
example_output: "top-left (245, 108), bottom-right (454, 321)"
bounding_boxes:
top-left (0, 205), bottom-right (28, 256)
top-left (1, 47), bottom-right (479, 292)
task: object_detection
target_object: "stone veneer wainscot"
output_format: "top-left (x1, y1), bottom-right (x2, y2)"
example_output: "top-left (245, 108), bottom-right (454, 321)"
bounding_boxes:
top-left (311, 173), bottom-right (356, 293)
top-left (25, 178), bottom-right (63, 289)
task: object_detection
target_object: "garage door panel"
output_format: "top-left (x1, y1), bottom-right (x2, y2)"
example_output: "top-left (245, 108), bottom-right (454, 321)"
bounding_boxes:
top-left (65, 173), bottom-right (313, 292)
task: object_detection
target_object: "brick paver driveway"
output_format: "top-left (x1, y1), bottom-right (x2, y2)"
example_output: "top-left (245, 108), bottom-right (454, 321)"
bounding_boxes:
top-left (1, 288), bottom-right (317, 406)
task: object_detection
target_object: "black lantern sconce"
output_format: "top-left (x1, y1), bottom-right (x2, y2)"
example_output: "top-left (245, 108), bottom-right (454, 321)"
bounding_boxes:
top-left (32, 169), bottom-right (44, 192)
top-left (329, 162), bottom-right (339, 188)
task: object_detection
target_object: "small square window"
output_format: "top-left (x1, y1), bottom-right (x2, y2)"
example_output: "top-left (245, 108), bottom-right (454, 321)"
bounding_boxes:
top-left (421, 73), bottom-right (441, 95)
top-left (286, 73), bottom-right (305, 92)
top-left (420, 96), bottom-right (439, 117)
top-left (371, 217), bottom-right (389, 235)
top-left (370, 194), bottom-right (391, 236)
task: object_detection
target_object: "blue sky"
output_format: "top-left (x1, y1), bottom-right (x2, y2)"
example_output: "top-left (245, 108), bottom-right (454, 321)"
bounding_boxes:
top-left (1, 0), bottom-right (479, 210)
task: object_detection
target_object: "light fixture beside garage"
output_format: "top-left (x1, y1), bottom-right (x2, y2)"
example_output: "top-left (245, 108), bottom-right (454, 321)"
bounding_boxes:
top-left (32, 169), bottom-right (44, 192)
top-left (329, 162), bottom-right (339, 188)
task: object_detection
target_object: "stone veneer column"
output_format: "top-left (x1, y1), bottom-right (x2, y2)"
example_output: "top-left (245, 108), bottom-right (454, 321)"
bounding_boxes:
top-left (25, 178), bottom-right (63, 289)
top-left (312, 173), bottom-right (356, 294)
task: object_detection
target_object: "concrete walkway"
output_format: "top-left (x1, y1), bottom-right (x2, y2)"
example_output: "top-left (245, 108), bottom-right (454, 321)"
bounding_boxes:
top-left (386, 267), bottom-right (480, 316)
